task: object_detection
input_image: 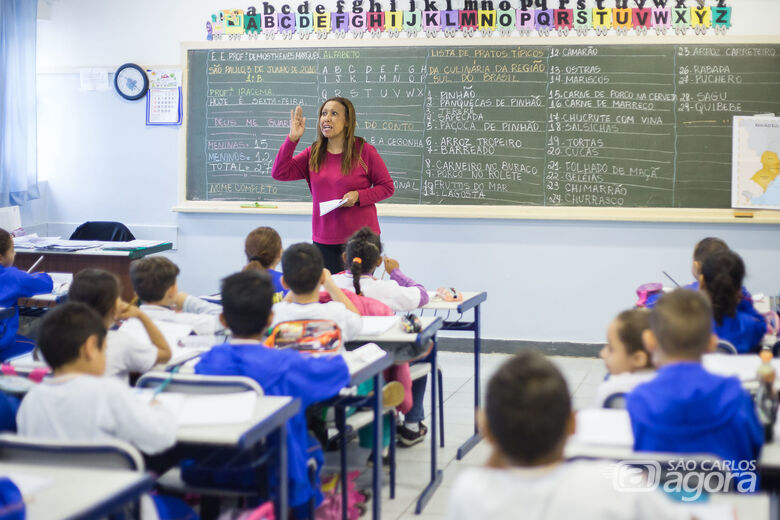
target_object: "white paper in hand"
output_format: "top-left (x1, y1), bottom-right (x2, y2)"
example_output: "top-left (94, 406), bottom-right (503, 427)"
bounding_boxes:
top-left (319, 197), bottom-right (348, 216)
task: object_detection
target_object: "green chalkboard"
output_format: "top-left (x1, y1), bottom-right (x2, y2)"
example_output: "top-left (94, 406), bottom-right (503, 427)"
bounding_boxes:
top-left (184, 42), bottom-right (780, 209)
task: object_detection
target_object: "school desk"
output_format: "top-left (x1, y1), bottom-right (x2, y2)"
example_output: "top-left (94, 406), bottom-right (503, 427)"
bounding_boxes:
top-left (347, 316), bottom-right (445, 514)
top-left (420, 291), bottom-right (488, 459)
top-left (0, 461), bottom-right (153, 520)
top-left (14, 240), bottom-right (172, 301)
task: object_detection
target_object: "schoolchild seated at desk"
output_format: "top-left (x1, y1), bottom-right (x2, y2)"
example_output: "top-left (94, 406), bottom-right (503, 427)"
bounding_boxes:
top-left (627, 289), bottom-right (763, 485)
top-left (15, 303), bottom-right (194, 519)
top-left (195, 270), bottom-right (351, 517)
top-left (445, 350), bottom-right (688, 520)
top-left (68, 269), bottom-right (171, 383)
top-left (0, 228), bottom-right (52, 361)
top-left (243, 226), bottom-right (288, 301)
top-left (130, 256), bottom-right (223, 335)
top-left (271, 243), bottom-right (362, 342)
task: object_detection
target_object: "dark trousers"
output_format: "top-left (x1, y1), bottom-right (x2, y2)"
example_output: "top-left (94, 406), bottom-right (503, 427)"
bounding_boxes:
top-left (314, 242), bottom-right (345, 274)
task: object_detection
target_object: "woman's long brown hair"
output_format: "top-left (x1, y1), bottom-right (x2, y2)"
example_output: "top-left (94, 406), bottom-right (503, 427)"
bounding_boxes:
top-left (308, 97), bottom-right (367, 175)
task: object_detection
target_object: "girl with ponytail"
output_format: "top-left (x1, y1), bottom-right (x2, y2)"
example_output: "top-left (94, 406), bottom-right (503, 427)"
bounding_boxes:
top-left (699, 250), bottom-right (766, 353)
top-left (333, 227), bottom-right (428, 312)
top-left (243, 227), bottom-right (287, 298)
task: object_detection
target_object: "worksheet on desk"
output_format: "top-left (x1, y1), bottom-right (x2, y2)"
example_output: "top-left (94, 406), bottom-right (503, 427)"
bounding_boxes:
top-left (137, 390), bottom-right (257, 426)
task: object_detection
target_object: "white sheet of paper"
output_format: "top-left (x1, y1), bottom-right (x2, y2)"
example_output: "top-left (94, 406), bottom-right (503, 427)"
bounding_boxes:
top-left (319, 197), bottom-right (347, 216)
top-left (2, 472), bottom-right (53, 497)
top-left (359, 316), bottom-right (401, 336)
top-left (342, 342), bottom-right (387, 374)
top-left (79, 68), bottom-right (110, 91)
top-left (570, 409), bottom-right (634, 447)
top-left (119, 318), bottom-right (193, 350)
top-left (140, 390), bottom-right (257, 426)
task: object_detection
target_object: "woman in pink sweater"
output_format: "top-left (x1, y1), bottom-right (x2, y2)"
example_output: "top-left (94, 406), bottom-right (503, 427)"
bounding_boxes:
top-left (271, 97), bottom-right (395, 273)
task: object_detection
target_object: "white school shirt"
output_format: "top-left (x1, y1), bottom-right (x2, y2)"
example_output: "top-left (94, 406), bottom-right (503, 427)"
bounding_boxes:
top-left (17, 374), bottom-right (177, 455)
top-left (140, 295), bottom-right (223, 335)
top-left (271, 301), bottom-right (363, 342)
top-left (594, 370), bottom-right (657, 408)
top-left (445, 462), bottom-right (688, 520)
top-left (105, 329), bottom-right (158, 383)
top-left (331, 273), bottom-right (421, 312)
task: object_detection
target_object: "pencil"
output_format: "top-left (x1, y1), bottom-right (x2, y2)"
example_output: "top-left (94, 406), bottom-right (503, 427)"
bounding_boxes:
top-left (26, 256), bottom-right (44, 274)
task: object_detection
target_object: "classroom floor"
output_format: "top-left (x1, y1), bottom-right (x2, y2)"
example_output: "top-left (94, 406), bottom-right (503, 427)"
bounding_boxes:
top-left (323, 352), bottom-right (607, 520)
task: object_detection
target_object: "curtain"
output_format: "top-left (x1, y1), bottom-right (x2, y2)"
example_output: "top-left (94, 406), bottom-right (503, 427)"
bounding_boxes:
top-left (0, 0), bottom-right (39, 206)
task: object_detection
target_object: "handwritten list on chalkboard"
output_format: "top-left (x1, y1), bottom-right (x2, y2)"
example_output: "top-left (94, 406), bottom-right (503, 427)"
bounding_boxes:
top-left (185, 43), bottom-right (780, 209)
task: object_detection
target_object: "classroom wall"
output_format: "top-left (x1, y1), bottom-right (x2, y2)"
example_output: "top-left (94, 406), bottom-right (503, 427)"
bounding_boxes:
top-left (30, 0), bottom-right (780, 345)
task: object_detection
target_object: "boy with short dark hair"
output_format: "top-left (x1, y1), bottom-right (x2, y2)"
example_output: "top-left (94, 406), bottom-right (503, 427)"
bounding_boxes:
top-left (627, 289), bottom-right (763, 473)
top-left (445, 351), bottom-right (687, 520)
top-left (129, 256), bottom-right (222, 334)
top-left (17, 302), bottom-right (176, 454)
top-left (272, 243), bottom-right (362, 341)
top-left (195, 270), bottom-right (351, 515)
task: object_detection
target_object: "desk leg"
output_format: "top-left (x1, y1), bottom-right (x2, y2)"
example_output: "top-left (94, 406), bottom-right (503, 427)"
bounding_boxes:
top-left (336, 405), bottom-right (348, 520)
top-left (372, 372), bottom-right (382, 520)
top-left (457, 304), bottom-right (482, 460)
top-left (415, 338), bottom-right (443, 514)
top-left (278, 423), bottom-right (288, 520)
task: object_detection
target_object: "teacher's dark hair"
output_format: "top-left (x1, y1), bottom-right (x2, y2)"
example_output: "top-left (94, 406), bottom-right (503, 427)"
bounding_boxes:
top-left (309, 97), bottom-right (367, 176)
top-left (345, 227), bottom-right (383, 296)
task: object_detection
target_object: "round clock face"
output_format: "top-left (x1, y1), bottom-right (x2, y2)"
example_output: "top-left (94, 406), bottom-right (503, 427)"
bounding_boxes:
top-left (114, 63), bottom-right (148, 100)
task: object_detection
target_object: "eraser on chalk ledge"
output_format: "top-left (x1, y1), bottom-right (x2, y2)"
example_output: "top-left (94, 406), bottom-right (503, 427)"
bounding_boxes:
top-left (733, 211), bottom-right (754, 218)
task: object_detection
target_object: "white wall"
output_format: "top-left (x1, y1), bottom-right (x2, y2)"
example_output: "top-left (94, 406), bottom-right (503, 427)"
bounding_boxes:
top-left (31, 0), bottom-right (780, 344)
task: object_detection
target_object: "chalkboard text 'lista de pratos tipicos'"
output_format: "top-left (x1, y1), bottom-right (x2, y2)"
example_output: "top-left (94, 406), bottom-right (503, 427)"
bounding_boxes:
top-left (185, 44), bottom-right (780, 208)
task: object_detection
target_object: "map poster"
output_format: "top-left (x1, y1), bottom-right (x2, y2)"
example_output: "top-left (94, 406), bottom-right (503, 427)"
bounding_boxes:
top-left (732, 116), bottom-right (780, 210)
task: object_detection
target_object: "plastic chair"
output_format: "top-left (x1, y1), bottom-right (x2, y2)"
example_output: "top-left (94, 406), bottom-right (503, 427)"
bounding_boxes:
top-left (69, 221), bottom-right (135, 242)
top-left (602, 392), bottom-right (627, 409)
top-left (716, 339), bottom-right (738, 355)
top-left (0, 433), bottom-right (144, 471)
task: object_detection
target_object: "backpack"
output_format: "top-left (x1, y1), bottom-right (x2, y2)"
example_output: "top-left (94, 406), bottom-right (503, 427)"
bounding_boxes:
top-left (263, 320), bottom-right (342, 354)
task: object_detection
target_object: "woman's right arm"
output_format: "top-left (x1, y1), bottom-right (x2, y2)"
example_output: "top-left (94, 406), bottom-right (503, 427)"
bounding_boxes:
top-left (271, 105), bottom-right (310, 181)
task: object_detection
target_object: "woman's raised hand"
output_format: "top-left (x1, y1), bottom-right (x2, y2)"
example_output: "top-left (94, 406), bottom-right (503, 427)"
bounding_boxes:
top-left (289, 105), bottom-right (306, 142)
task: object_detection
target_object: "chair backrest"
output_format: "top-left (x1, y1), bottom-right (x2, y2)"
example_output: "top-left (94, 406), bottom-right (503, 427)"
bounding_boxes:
top-left (0, 433), bottom-right (144, 471)
top-left (69, 221), bottom-right (135, 242)
top-left (716, 339), bottom-right (738, 355)
top-left (135, 372), bottom-right (264, 395)
top-left (602, 392), bottom-right (627, 409)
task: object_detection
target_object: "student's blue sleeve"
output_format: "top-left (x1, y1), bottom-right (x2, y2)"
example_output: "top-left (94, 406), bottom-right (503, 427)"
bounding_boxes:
top-left (13, 271), bottom-right (53, 297)
top-left (741, 392), bottom-right (765, 460)
top-left (286, 353), bottom-right (350, 408)
top-left (737, 287), bottom-right (765, 322)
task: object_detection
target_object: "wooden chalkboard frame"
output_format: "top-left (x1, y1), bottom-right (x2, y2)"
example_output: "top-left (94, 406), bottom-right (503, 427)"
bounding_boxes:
top-left (176, 35), bottom-right (780, 224)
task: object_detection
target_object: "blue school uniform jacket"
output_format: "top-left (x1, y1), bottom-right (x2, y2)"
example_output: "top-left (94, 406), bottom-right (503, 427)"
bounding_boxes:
top-left (195, 344), bottom-right (350, 509)
top-left (0, 266), bottom-right (52, 353)
top-left (627, 363), bottom-right (763, 474)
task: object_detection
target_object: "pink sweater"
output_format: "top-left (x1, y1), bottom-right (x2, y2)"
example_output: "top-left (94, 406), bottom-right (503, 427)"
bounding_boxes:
top-left (271, 136), bottom-right (395, 244)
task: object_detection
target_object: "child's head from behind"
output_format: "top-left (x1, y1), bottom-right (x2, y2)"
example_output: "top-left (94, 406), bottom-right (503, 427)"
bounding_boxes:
top-left (600, 309), bottom-right (652, 375)
top-left (38, 302), bottom-right (107, 375)
top-left (483, 350), bottom-right (572, 466)
top-left (68, 269), bottom-right (120, 321)
top-left (244, 226), bottom-right (282, 271)
top-left (646, 289), bottom-right (715, 363)
top-left (345, 227), bottom-right (383, 295)
top-left (221, 270), bottom-right (275, 337)
top-left (129, 257), bottom-right (180, 303)
top-left (281, 243), bottom-right (324, 295)
top-left (700, 249), bottom-right (745, 325)
top-left (692, 237), bottom-right (729, 278)
top-left (0, 228), bottom-right (14, 267)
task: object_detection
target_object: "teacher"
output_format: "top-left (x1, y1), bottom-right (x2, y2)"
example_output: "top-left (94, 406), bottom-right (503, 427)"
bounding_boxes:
top-left (271, 97), bottom-right (394, 273)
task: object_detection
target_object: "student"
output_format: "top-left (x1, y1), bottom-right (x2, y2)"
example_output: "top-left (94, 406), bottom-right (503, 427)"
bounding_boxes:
top-left (195, 270), bottom-right (351, 516)
top-left (627, 289), bottom-right (763, 479)
top-left (272, 243), bottom-right (363, 342)
top-left (0, 228), bottom-right (53, 361)
top-left (16, 302), bottom-right (193, 520)
top-left (68, 269), bottom-right (171, 382)
top-left (332, 226), bottom-right (428, 312)
top-left (243, 226), bottom-right (287, 298)
top-left (332, 226), bottom-right (428, 445)
top-left (445, 350), bottom-right (687, 520)
top-left (129, 256), bottom-right (223, 335)
top-left (699, 250), bottom-right (766, 353)
top-left (595, 308), bottom-right (655, 407)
